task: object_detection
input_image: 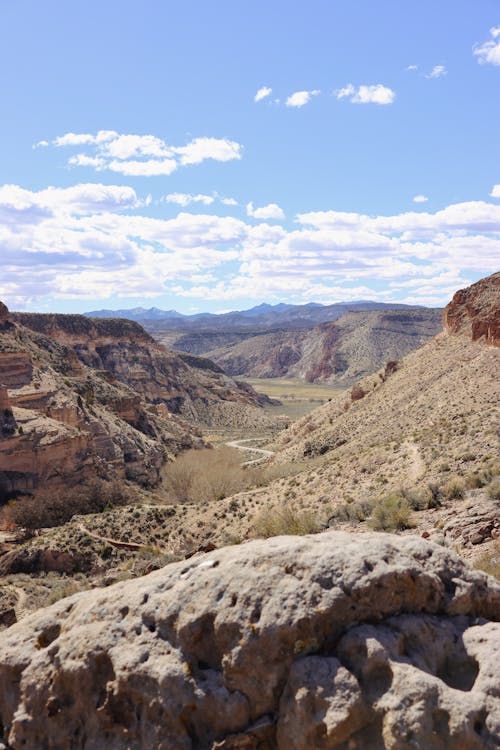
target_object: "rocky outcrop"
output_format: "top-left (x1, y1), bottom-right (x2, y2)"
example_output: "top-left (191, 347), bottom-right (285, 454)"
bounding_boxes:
top-left (0, 387), bottom-right (16, 439)
top-left (12, 312), bottom-right (270, 423)
top-left (0, 310), bottom-right (207, 499)
top-left (444, 271), bottom-right (500, 347)
top-left (0, 353), bottom-right (33, 389)
top-left (0, 532), bottom-right (498, 749)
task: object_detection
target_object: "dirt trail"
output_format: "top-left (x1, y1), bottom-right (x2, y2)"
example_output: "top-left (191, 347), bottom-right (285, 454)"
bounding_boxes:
top-left (78, 523), bottom-right (149, 552)
top-left (405, 440), bottom-right (426, 483)
top-left (226, 438), bottom-right (275, 466)
top-left (9, 585), bottom-right (29, 621)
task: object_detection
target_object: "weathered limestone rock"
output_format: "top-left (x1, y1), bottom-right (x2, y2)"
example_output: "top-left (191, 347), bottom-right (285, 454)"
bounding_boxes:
top-left (0, 532), bottom-right (498, 749)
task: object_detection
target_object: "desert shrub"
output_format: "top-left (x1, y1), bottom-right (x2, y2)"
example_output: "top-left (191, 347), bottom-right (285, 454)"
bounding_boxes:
top-left (253, 504), bottom-right (321, 539)
top-left (350, 385), bottom-right (366, 402)
top-left (442, 476), bottom-right (466, 501)
top-left (2, 479), bottom-right (132, 532)
top-left (427, 482), bottom-right (442, 508)
top-left (368, 493), bottom-right (413, 532)
top-left (400, 487), bottom-right (428, 511)
top-left (474, 541), bottom-right (500, 580)
top-left (465, 472), bottom-right (486, 489)
top-left (162, 447), bottom-right (256, 503)
top-left (328, 498), bottom-right (374, 524)
top-left (487, 477), bottom-right (500, 502)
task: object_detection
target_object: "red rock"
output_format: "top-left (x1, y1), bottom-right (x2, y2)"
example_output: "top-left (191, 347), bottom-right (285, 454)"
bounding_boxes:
top-left (443, 271), bottom-right (500, 347)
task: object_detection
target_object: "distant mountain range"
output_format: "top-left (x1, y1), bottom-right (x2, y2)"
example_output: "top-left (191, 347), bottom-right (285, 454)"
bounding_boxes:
top-left (86, 300), bottom-right (432, 331)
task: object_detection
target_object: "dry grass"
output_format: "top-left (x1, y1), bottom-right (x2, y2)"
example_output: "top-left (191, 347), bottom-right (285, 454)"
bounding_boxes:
top-left (161, 447), bottom-right (260, 503)
top-left (368, 493), bottom-right (414, 532)
top-left (252, 503), bottom-right (321, 538)
top-left (242, 377), bottom-right (343, 401)
top-left (442, 476), bottom-right (466, 501)
top-left (474, 541), bottom-right (500, 580)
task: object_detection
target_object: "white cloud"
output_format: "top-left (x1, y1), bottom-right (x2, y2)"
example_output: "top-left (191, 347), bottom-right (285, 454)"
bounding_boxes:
top-left (43, 131), bottom-right (243, 176)
top-left (53, 130), bottom-right (117, 147)
top-left (220, 197), bottom-right (238, 206)
top-left (254, 86), bottom-right (272, 102)
top-left (426, 65), bottom-right (447, 79)
top-left (164, 193), bottom-right (215, 207)
top-left (335, 84), bottom-right (395, 105)
top-left (173, 137), bottom-right (242, 165)
top-left (474, 26), bottom-right (500, 65)
top-left (405, 65), bottom-right (418, 72)
top-left (285, 90), bottom-right (320, 108)
top-left (1, 182), bottom-right (499, 309)
top-left (107, 158), bottom-right (178, 176)
top-left (104, 134), bottom-right (172, 160)
top-left (68, 154), bottom-right (106, 169)
top-left (0, 183), bottom-right (139, 215)
top-left (246, 201), bottom-right (285, 220)
top-left (491, 185), bottom-right (500, 198)
top-left (413, 195), bottom-right (429, 203)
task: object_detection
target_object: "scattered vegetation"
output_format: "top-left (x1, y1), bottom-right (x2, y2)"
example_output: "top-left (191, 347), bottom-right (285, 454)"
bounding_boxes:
top-left (1, 480), bottom-right (134, 532)
top-left (442, 476), bottom-right (466, 501)
top-left (368, 493), bottom-right (414, 532)
top-left (487, 477), bottom-right (500, 502)
top-left (252, 503), bottom-right (321, 538)
top-left (162, 447), bottom-right (257, 503)
top-left (474, 541), bottom-right (500, 580)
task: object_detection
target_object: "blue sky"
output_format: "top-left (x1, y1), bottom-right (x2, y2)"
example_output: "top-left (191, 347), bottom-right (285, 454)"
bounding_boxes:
top-left (0, 0), bottom-right (499, 313)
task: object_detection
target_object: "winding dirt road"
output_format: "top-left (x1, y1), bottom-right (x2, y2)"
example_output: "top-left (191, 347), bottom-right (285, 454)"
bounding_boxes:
top-left (226, 438), bottom-right (275, 466)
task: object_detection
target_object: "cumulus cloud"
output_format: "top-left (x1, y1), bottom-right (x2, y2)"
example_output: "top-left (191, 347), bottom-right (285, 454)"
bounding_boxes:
top-left (491, 185), bottom-right (500, 198)
top-left (335, 84), bottom-right (395, 104)
top-left (474, 26), bottom-right (500, 65)
top-left (43, 130), bottom-right (243, 176)
top-left (285, 90), bottom-right (320, 107)
top-left (107, 159), bottom-right (178, 176)
top-left (173, 137), bottom-right (242, 165)
top-left (1, 181), bottom-right (499, 309)
top-left (405, 65), bottom-right (418, 72)
top-left (426, 65), bottom-right (447, 79)
top-left (246, 201), bottom-right (285, 220)
top-left (164, 193), bottom-right (215, 206)
top-left (254, 86), bottom-right (272, 102)
top-left (413, 195), bottom-right (429, 203)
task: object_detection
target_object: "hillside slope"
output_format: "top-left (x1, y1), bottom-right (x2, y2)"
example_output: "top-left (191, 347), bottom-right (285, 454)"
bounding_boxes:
top-left (202, 308), bottom-right (442, 384)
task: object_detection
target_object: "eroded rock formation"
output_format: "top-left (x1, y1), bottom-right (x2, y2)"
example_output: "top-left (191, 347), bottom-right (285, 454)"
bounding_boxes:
top-left (11, 312), bottom-right (270, 421)
top-left (0, 308), bottom-right (206, 499)
top-left (0, 532), bottom-right (498, 749)
top-left (444, 271), bottom-right (500, 347)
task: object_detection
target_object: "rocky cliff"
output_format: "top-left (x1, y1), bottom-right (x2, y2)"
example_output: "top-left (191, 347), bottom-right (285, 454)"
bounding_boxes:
top-left (0, 532), bottom-right (498, 749)
top-left (444, 271), bottom-right (500, 347)
top-left (12, 312), bottom-right (271, 423)
top-left (0, 304), bottom-right (207, 499)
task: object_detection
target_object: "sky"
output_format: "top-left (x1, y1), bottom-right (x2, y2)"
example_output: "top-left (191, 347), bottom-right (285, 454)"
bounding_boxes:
top-left (0, 0), bottom-right (499, 314)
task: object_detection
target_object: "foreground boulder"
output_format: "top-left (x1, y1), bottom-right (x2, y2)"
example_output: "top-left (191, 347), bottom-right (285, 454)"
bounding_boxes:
top-left (0, 531), bottom-right (499, 749)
